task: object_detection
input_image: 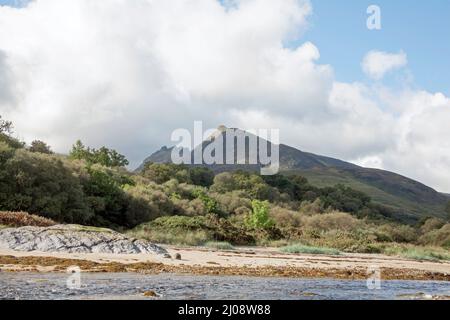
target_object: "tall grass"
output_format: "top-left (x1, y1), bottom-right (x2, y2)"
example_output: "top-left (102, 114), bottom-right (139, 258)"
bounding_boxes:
top-left (383, 245), bottom-right (450, 261)
top-left (205, 241), bottom-right (235, 250)
top-left (127, 228), bottom-right (210, 246)
top-left (280, 244), bottom-right (341, 255)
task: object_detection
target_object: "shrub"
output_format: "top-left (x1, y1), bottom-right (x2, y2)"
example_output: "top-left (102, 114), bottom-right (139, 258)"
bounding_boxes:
top-left (270, 206), bottom-right (304, 228)
top-left (123, 184), bottom-right (174, 225)
top-left (129, 215), bottom-right (255, 245)
top-left (304, 212), bottom-right (362, 232)
top-left (28, 140), bottom-right (53, 154)
top-left (418, 224), bottom-right (450, 248)
top-left (211, 191), bottom-right (252, 216)
top-left (298, 199), bottom-right (326, 216)
top-left (0, 149), bottom-right (92, 223)
top-left (130, 228), bottom-right (210, 246)
top-left (189, 167), bottom-right (215, 187)
top-left (192, 188), bottom-right (219, 214)
top-left (420, 218), bottom-right (445, 234)
top-left (245, 200), bottom-right (274, 229)
top-left (0, 211), bottom-right (56, 227)
top-left (211, 171), bottom-right (279, 201)
top-left (171, 198), bottom-right (208, 216)
top-left (376, 224), bottom-right (418, 243)
top-left (320, 184), bottom-right (371, 214)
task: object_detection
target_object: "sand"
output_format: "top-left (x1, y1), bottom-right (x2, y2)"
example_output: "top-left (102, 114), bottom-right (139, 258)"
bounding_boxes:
top-left (0, 245), bottom-right (449, 281)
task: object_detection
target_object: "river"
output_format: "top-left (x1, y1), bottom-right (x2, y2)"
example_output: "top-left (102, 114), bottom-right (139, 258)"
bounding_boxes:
top-left (0, 272), bottom-right (449, 300)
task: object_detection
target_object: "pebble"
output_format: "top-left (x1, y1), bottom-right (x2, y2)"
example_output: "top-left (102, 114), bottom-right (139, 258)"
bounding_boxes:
top-left (143, 290), bottom-right (159, 297)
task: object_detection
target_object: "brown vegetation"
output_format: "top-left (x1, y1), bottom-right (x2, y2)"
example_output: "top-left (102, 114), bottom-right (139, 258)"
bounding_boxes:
top-left (0, 211), bottom-right (56, 227)
top-left (0, 255), bottom-right (448, 281)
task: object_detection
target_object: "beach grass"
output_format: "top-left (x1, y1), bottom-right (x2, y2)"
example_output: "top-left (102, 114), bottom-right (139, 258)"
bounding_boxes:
top-left (280, 244), bottom-right (341, 255)
top-left (383, 245), bottom-right (450, 262)
top-left (205, 241), bottom-right (235, 251)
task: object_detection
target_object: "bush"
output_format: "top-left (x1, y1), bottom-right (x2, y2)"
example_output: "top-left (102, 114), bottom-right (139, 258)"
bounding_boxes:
top-left (298, 199), bottom-right (326, 216)
top-left (129, 215), bottom-right (255, 245)
top-left (28, 140), bottom-right (53, 154)
top-left (211, 191), bottom-right (252, 216)
top-left (171, 198), bottom-right (209, 216)
top-left (211, 171), bottom-right (279, 201)
top-left (192, 188), bottom-right (219, 214)
top-left (123, 184), bottom-right (174, 224)
top-left (0, 211), bottom-right (56, 227)
top-left (418, 224), bottom-right (450, 248)
top-left (270, 206), bottom-right (304, 228)
top-left (304, 212), bottom-right (362, 232)
top-left (320, 184), bottom-right (371, 214)
top-left (0, 149), bottom-right (92, 223)
top-left (420, 218), bottom-right (445, 234)
top-left (376, 224), bottom-right (418, 243)
top-left (189, 167), bottom-right (215, 187)
top-left (245, 200), bottom-right (274, 229)
top-left (130, 228), bottom-right (210, 246)
top-left (142, 163), bottom-right (215, 187)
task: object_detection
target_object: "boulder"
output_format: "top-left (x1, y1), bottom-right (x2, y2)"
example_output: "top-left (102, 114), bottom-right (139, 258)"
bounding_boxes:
top-left (0, 224), bottom-right (167, 255)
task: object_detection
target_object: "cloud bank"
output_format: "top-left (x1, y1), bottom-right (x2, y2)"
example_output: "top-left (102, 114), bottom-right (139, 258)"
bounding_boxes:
top-left (0, 0), bottom-right (450, 192)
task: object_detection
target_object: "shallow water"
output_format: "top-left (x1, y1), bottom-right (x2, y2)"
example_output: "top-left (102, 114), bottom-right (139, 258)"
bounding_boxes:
top-left (0, 272), bottom-right (449, 300)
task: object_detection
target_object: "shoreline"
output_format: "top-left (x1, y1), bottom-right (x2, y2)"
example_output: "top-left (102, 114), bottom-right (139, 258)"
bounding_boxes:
top-left (1, 246), bottom-right (449, 281)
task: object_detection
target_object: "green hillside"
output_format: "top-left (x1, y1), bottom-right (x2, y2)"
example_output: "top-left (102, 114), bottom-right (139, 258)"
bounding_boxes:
top-left (138, 127), bottom-right (449, 221)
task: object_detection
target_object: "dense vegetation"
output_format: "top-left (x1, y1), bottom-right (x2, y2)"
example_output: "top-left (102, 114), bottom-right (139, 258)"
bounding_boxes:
top-left (0, 116), bottom-right (449, 260)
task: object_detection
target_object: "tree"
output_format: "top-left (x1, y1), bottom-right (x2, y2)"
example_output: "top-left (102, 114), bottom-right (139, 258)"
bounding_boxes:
top-left (0, 149), bottom-right (92, 223)
top-left (29, 140), bottom-right (53, 154)
top-left (69, 140), bottom-right (90, 160)
top-left (189, 167), bottom-right (215, 187)
top-left (69, 140), bottom-right (129, 167)
top-left (245, 200), bottom-right (274, 229)
top-left (0, 116), bottom-right (24, 149)
top-left (142, 163), bottom-right (190, 184)
top-left (0, 115), bottom-right (13, 135)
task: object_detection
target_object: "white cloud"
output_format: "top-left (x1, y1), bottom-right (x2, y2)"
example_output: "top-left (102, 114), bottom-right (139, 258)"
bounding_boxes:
top-left (362, 50), bottom-right (408, 80)
top-left (0, 0), bottom-right (450, 192)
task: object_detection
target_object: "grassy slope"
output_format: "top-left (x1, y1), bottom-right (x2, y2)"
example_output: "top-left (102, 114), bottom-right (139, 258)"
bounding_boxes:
top-left (291, 168), bottom-right (446, 220)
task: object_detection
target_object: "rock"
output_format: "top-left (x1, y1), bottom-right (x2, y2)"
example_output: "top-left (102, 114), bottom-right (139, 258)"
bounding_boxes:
top-left (174, 253), bottom-right (182, 260)
top-left (143, 290), bottom-right (159, 297)
top-left (301, 292), bottom-right (318, 297)
top-left (0, 225), bottom-right (167, 255)
top-left (396, 292), bottom-right (444, 300)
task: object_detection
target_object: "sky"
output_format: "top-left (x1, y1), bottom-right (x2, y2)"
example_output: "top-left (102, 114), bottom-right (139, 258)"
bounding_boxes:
top-left (0, 0), bottom-right (450, 192)
top-left (301, 0), bottom-right (450, 96)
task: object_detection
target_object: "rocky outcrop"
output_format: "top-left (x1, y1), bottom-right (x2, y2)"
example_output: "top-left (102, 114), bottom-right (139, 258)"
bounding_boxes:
top-left (0, 224), bottom-right (167, 255)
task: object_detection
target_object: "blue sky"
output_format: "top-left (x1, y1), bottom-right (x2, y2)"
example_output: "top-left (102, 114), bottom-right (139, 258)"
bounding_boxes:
top-left (299, 0), bottom-right (450, 95)
top-left (0, 0), bottom-right (29, 8)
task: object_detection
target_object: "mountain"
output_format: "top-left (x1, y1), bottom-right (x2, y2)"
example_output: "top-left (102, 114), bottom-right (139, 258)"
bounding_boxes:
top-left (137, 127), bottom-right (449, 220)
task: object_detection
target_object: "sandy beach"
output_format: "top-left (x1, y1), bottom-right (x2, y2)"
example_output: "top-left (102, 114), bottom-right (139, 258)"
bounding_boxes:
top-left (1, 245), bottom-right (449, 281)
